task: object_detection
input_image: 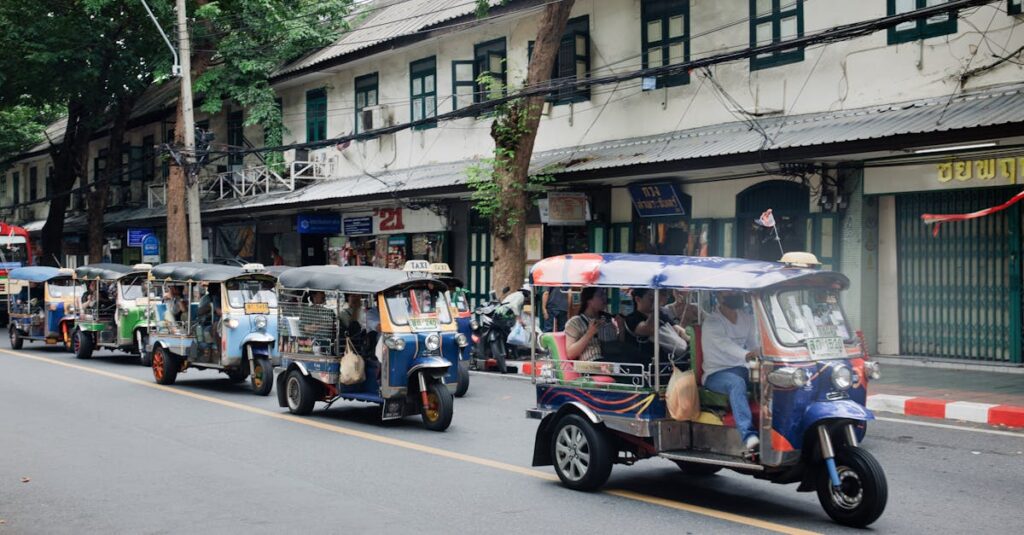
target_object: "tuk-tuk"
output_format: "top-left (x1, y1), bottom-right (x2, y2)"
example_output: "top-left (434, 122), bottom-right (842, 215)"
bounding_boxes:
top-left (526, 253), bottom-right (886, 528)
top-left (274, 264), bottom-right (466, 431)
top-left (429, 262), bottom-right (472, 397)
top-left (6, 267), bottom-right (78, 350)
top-left (72, 263), bottom-right (153, 362)
top-left (146, 262), bottom-right (278, 395)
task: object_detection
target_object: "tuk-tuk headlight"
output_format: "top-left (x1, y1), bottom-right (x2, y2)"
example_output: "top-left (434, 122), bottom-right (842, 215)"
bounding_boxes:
top-left (425, 333), bottom-right (441, 352)
top-left (384, 335), bottom-right (406, 351)
top-left (254, 315), bottom-right (268, 329)
top-left (831, 365), bottom-right (853, 391)
top-left (470, 319), bottom-right (479, 331)
top-left (456, 333), bottom-right (468, 347)
top-left (767, 367), bottom-right (809, 389)
top-left (49, 304), bottom-right (57, 311)
top-left (226, 318), bottom-right (239, 329)
top-left (864, 360), bottom-right (881, 380)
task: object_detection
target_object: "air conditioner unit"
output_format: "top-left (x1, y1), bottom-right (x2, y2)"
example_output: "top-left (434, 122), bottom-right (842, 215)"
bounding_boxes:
top-left (360, 104), bottom-right (391, 132)
top-left (283, 147), bottom-right (310, 164)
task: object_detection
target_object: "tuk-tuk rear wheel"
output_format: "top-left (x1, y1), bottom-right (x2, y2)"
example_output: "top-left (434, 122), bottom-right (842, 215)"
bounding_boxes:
top-left (815, 445), bottom-right (888, 528)
top-left (152, 346), bottom-right (178, 385)
top-left (285, 369), bottom-right (317, 415)
top-left (420, 381), bottom-right (453, 432)
top-left (250, 357), bottom-right (273, 396)
top-left (62, 323), bottom-right (72, 352)
top-left (9, 326), bottom-right (22, 350)
top-left (454, 361), bottom-right (470, 397)
top-left (74, 329), bottom-right (93, 360)
top-left (550, 414), bottom-right (613, 492)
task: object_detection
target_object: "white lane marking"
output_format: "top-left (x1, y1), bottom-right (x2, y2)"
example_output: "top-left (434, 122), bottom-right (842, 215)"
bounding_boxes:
top-left (945, 401), bottom-right (997, 424)
top-left (866, 394), bottom-right (912, 415)
top-left (875, 416), bottom-right (1024, 437)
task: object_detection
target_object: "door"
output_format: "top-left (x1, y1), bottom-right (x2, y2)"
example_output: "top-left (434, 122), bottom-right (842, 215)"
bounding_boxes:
top-left (300, 234), bottom-right (327, 266)
top-left (467, 224), bottom-right (492, 308)
top-left (736, 180), bottom-right (810, 261)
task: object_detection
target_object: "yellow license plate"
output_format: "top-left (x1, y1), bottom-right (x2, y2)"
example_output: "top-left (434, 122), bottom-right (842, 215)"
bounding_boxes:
top-left (245, 302), bottom-right (270, 314)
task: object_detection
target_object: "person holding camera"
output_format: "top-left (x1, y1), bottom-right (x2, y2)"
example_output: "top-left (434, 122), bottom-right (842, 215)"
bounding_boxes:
top-left (563, 287), bottom-right (621, 362)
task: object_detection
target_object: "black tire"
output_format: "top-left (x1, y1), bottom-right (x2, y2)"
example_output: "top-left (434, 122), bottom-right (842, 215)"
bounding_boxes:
top-left (9, 326), bottom-right (22, 350)
top-left (816, 446), bottom-right (888, 528)
top-left (550, 414), bottom-right (613, 491)
top-left (285, 369), bottom-right (317, 415)
top-left (250, 357), bottom-right (273, 396)
top-left (420, 380), bottom-right (454, 431)
top-left (491, 338), bottom-right (507, 374)
top-left (454, 360), bottom-right (470, 397)
top-left (152, 346), bottom-right (178, 385)
top-left (137, 330), bottom-right (152, 366)
top-left (225, 367), bottom-right (248, 383)
top-left (674, 461), bottom-right (723, 476)
top-left (75, 329), bottom-right (94, 360)
top-left (62, 323), bottom-right (72, 352)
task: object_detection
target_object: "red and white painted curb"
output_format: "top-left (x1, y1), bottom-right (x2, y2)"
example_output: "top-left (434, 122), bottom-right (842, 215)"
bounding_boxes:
top-left (867, 394), bottom-right (1024, 428)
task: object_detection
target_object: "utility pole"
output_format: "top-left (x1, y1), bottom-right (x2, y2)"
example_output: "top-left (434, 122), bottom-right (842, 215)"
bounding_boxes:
top-left (177, 0), bottom-right (203, 262)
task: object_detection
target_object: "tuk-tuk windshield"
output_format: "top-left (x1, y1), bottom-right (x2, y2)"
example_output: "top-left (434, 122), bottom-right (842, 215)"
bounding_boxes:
top-left (226, 279), bottom-right (278, 309)
top-left (385, 287), bottom-right (452, 327)
top-left (120, 281), bottom-right (154, 301)
top-left (764, 287), bottom-right (853, 348)
top-left (48, 279), bottom-right (80, 298)
top-left (450, 289), bottom-right (470, 313)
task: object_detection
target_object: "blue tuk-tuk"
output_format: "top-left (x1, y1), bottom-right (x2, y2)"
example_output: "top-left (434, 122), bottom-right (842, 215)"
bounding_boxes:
top-left (146, 262), bottom-right (279, 395)
top-left (6, 266), bottom-right (79, 350)
top-left (526, 253), bottom-right (886, 528)
top-left (274, 265), bottom-right (465, 431)
top-left (430, 262), bottom-right (473, 397)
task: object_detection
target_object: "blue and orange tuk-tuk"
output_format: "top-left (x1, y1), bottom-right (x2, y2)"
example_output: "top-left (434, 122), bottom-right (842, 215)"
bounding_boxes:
top-left (146, 262), bottom-right (279, 395)
top-left (430, 262), bottom-right (473, 397)
top-left (526, 253), bottom-right (885, 528)
top-left (274, 265), bottom-right (465, 431)
top-left (6, 266), bottom-right (78, 350)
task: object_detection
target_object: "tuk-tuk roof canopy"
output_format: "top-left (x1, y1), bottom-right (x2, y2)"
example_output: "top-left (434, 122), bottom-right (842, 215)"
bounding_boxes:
top-left (277, 265), bottom-right (444, 294)
top-left (74, 263), bottom-right (134, 281)
top-left (529, 254), bottom-right (849, 291)
top-left (7, 266), bottom-right (72, 282)
top-left (150, 262), bottom-right (248, 282)
top-left (264, 265), bottom-right (295, 277)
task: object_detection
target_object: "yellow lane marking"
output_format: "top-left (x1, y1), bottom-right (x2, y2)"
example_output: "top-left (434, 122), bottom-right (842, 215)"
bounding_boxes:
top-left (1, 349), bottom-right (820, 535)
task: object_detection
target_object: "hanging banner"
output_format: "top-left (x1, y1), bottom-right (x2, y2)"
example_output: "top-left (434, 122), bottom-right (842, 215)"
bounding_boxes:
top-left (628, 182), bottom-right (689, 218)
top-left (297, 213), bottom-right (341, 234)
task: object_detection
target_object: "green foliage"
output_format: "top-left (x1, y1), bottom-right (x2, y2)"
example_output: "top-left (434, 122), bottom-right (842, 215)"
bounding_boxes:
top-left (0, 105), bottom-right (60, 168)
top-left (466, 145), bottom-right (556, 238)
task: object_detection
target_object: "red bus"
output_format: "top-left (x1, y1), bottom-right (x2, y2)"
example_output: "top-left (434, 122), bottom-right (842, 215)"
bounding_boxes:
top-left (0, 222), bottom-right (33, 320)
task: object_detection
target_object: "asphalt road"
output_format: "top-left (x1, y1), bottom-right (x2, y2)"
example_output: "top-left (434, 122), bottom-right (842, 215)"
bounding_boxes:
top-left (2, 343), bottom-right (1023, 534)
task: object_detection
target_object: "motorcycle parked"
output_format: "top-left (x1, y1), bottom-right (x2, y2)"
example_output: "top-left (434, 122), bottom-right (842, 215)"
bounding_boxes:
top-left (471, 287), bottom-right (518, 373)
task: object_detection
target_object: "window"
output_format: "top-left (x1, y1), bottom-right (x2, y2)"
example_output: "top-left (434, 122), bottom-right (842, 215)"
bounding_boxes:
top-left (142, 135), bottom-right (155, 182)
top-left (1012, 0), bottom-right (1023, 15)
top-left (410, 56), bottom-right (437, 129)
top-left (529, 16), bottom-right (592, 102)
top-left (473, 38), bottom-right (507, 103)
top-left (641, 1), bottom-right (688, 88)
top-left (12, 171), bottom-right (20, 205)
top-left (887, 0), bottom-right (957, 44)
top-left (1, 175), bottom-right (7, 205)
top-left (305, 88), bottom-right (327, 142)
top-left (94, 149), bottom-right (108, 182)
top-left (750, 0), bottom-right (804, 71)
top-left (45, 166), bottom-right (52, 198)
top-left (451, 60), bottom-right (475, 111)
top-left (354, 73), bottom-right (378, 133)
top-left (227, 110), bottom-right (244, 166)
top-left (29, 167), bottom-right (38, 201)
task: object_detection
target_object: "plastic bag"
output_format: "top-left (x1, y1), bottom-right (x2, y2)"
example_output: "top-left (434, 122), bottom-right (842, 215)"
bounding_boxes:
top-left (339, 339), bottom-right (366, 385)
top-left (507, 321), bottom-right (530, 347)
top-left (666, 368), bottom-right (700, 421)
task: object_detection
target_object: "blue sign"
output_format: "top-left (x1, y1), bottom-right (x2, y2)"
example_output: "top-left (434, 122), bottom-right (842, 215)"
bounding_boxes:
top-left (628, 183), bottom-right (690, 218)
top-left (343, 216), bottom-right (373, 236)
top-left (141, 234), bottom-right (160, 256)
top-left (297, 214), bottom-right (341, 235)
top-left (127, 228), bottom-right (155, 247)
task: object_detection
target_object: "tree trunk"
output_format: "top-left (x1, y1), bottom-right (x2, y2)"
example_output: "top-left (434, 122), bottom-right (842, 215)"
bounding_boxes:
top-left (88, 97), bottom-right (135, 262)
top-left (40, 101), bottom-right (92, 266)
top-left (166, 50), bottom-right (210, 263)
top-left (489, 0), bottom-right (575, 298)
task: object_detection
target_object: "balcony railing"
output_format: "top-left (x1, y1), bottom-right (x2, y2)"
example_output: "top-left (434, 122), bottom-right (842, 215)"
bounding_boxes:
top-left (147, 160), bottom-right (336, 208)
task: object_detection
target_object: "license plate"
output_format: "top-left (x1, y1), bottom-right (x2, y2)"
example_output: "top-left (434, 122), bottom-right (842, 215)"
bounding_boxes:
top-left (245, 302), bottom-right (270, 315)
top-left (806, 337), bottom-right (845, 359)
top-left (408, 317), bottom-right (439, 331)
top-left (382, 399), bottom-right (404, 420)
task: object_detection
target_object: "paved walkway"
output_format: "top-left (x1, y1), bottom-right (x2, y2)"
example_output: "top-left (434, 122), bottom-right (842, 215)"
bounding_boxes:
top-left (871, 364), bottom-right (1024, 407)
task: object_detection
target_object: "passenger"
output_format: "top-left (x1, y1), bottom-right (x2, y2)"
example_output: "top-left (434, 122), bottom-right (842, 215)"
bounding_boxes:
top-left (622, 288), bottom-right (690, 365)
top-left (339, 293), bottom-right (364, 334)
top-left (542, 285), bottom-right (570, 332)
top-left (701, 291), bottom-right (761, 450)
top-left (163, 285), bottom-right (187, 322)
top-left (564, 287), bottom-right (621, 362)
top-left (663, 289), bottom-right (699, 331)
top-left (196, 283), bottom-right (222, 344)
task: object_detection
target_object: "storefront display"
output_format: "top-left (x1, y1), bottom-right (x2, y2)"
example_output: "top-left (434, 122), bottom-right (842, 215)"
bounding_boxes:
top-left (331, 206), bottom-right (449, 268)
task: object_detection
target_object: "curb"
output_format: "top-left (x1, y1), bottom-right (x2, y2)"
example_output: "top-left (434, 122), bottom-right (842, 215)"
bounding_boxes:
top-left (867, 394), bottom-right (1024, 428)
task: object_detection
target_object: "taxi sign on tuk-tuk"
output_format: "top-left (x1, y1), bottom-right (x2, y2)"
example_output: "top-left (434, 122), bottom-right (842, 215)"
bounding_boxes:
top-left (403, 260), bottom-right (431, 275)
top-left (429, 263), bottom-right (452, 275)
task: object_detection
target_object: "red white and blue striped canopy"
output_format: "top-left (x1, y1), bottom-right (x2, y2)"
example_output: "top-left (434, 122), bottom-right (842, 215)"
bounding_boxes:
top-left (529, 254), bottom-right (848, 291)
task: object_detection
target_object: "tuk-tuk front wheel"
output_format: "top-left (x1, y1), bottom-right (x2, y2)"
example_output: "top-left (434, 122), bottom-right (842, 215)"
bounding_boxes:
top-left (454, 360), bottom-right (470, 397)
top-left (74, 329), bottom-right (94, 360)
top-left (550, 414), bottom-right (613, 492)
top-left (285, 369), bottom-right (317, 415)
top-left (815, 445), bottom-right (888, 528)
top-left (62, 323), bottom-right (72, 352)
top-left (152, 346), bottom-right (178, 385)
top-left (250, 357), bottom-right (273, 396)
top-left (420, 380), bottom-right (453, 432)
top-left (9, 326), bottom-right (22, 350)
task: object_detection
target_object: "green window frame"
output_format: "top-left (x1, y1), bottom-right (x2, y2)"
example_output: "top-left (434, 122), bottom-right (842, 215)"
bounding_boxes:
top-left (12, 171), bottom-right (19, 205)
top-left (45, 166), bottom-right (52, 198)
top-left (142, 134), bottom-right (155, 182)
top-left (451, 60), bottom-right (476, 111)
top-left (1009, 0), bottom-right (1022, 14)
top-left (28, 166), bottom-right (38, 201)
top-left (305, 88), bottom-right (327, 142)
top-left (354, 73), bottom-right (378, 133)
top-left (410, 56), bottom-right (437, 129)
top-left (473, 38), bottom-right (507, 104)
top-left (94, 148), bottom-right (108, 182)
top-left (527, 16), bottom-right (591, 104)
top-left (1, 175), bottom-right (6, 206)
top-left (641, 2), bottom-right (689, 88)
top-left (750, 0), bottom-right (804, 71)
top-left (227, 110), bottom-right (244, 166)
top-left (887, 0), bottom-right (958, 45)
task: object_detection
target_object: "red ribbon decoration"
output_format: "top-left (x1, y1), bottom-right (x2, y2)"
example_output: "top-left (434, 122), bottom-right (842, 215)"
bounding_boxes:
top-left (921, 189), bottom-right (1024, 237)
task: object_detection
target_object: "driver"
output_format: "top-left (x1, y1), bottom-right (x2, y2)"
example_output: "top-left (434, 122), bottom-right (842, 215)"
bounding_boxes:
top-left (701, 291), bottom-right (761, 450)
top-left (81, 281), bottom-right (112, 311)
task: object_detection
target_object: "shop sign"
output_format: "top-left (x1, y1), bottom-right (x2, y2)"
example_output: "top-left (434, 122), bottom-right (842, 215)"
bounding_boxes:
top-left (936, 156), bottom-right (1024, 184)
top-left (341, 207), bottom-right (447, 236)
top-left (343, 216), bottom-right (372, 236)
top-left (545, 192), bottom-right (589, 225)
top-left (628, 183), bottom-right (687, 218)
top-left (141, 234), bottom-right (160, 263)
top-left (297, 213), bottom-right (341, 234)
top-left (126, 228), bottom-right (154, 248)
top-left (865, 155), bottom-right (1024, 195)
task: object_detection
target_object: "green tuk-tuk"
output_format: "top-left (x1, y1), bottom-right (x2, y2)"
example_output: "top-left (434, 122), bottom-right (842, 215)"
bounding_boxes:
top-left (73, 263), bottom-right (154, 363)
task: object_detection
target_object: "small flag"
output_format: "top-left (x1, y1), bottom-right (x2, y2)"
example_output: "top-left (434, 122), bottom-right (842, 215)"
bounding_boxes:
top-left (755, 208), bottom-right (776, 228)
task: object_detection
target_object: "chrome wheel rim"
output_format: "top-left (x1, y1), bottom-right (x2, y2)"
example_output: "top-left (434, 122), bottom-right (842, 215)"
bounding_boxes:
top-left (830, 465), bottom-right (864, 511)
top-left (555, 424), bottom-right (590, 482)
top-left (286, 376), bottom-right (300, 409)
